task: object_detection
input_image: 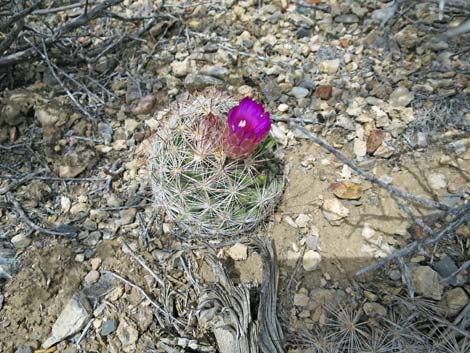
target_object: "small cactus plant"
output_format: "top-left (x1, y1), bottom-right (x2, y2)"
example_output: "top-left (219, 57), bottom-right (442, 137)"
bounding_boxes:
top-left (148, 89), bottom-right (284, 239)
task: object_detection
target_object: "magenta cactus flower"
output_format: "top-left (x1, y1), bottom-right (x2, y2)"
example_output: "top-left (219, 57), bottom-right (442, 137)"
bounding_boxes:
top-left (223, 97), bottom-right (271, 159)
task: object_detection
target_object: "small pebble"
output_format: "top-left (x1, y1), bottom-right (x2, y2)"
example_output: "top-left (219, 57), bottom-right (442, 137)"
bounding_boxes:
top-left (101, 319), bottom-right (117, 336)
top-left (84, 270), bottom-right (100, 285)
top-left (75, 254), bottom-right (85, 262)
top-left (277, 103), bottom-right (289, 112)
top-left (90, 258), bottom-right (102, 270)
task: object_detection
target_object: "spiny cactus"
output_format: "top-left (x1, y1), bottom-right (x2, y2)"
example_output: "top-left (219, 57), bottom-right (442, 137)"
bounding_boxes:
top-left (148, 89), bottom-right (284, 239)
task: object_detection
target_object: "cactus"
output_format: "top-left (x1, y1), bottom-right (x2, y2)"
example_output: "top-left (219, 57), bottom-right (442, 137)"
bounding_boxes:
top-left (148, 89), bottom-right (284, 239)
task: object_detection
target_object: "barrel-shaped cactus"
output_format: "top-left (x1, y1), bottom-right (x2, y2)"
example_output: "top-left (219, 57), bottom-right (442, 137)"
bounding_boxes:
top-left (148, 89), bottom-right (284, 239)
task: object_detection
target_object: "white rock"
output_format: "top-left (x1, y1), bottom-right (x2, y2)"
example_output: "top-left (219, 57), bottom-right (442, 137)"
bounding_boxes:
top-left (70, 202), bottom-right (88, 214)
top-left (303, 250), bottom-right (321, 271)
top-left (107, 194), bottom-right (122, 207)
top-left (295, 214), bottom-right (311, 228)
top-left (226, 243), bottom-right (248, 261)
top-left (427, 173), bottom-right (447, 189)
top-left (112, 139), bottom-right (128, 151)
top-left (42, 292), bottom-right (91, 348)
top-left (124, 119), bottom-right (139, 133)
top-left (286, 250), bottom-right (301, 262)
top-left (354, 138), bottom-right (367, 161)
top-left (322, 199), bottom-right (349, 225)
top-left (75, 254), bottom-right (85, 262)
top-left (319, 59), bottom-right (340, 74)
top-left (277, 103), bottom-right (289, 112)
top-left (284, 215), bottom-right (298, 228)
top-left (60, 196), bottom-right (71, 213)
top-left (361, 223), bottom-right (376, 240)
top-left (11, 233), bottom-right (31, 249)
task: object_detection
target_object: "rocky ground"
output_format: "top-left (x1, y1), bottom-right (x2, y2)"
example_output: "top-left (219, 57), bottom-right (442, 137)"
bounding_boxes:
top-left (0, 0), bottom-right (469, 352)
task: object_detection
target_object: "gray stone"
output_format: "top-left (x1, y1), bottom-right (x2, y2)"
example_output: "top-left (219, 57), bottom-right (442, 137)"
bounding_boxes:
top-left (0, 293), bottom-right (3, 310)
top-left (101, 319), bottom-right (117, 336)
top-left (98, 123), bottom-right (113, 144)
top-left (261, 80), bottom-right (282, 101)
top-left (83, 231), bottom-right (102, 247)
top-left (242, 39), bottom-right (253, 49)
top-left (14, 347), bottom-right (32, 353)
top-left (335, 14), bottom-right (359, 24)
top-left (389, 86), bottom-right (414, 107)
top-left (268, 11), bottom-right (283, 24)
top-left (183, 74), bottom-right (224, 91)
top-left (389, 269), bottom-right (401, 281)
top-left (416, 132), bottom-right (428, 147)
top-left (442, 287), bottom-right (469, 317)
top-left (83, 271), bottom-right (116, 303)
top-left (433, 256), bottom-right (464, 286)
top-left (411, 266), bottom-right (443, 300)
top-left (290, 87), bottom-right (309, 99)
top-left (119, 208), bottom-right (137, 225)
top-left (200, 66), bottom-right (229, 79)
top-left (42, 292), bottom-right (92, 348)
top-left (363, 302), bottom-right (387, 317)
top-left (394, 25), bottom-right (420, 49)
top-left (296, 27), bottom-right (311, 38)
top-left (10, 233), bottom-right (31, 249)
top-left (448, 138), bottom-right (469, 155)
top-left (0, 247), bottom-right (17, 280)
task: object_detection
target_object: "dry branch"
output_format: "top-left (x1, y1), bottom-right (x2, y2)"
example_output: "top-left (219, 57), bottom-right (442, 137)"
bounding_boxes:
top-left (198, 236), bottom-right (285, 353)
top-left (291, 123), bottom-right (470, 277)
top-left (356, 202), bottom-right (470, 275)
top-left (5, 192), bottom-right (77, 237)
top-left (0, 0), bottom-right (124, 67)
top-left (292, 123), bottom-right (453, 212)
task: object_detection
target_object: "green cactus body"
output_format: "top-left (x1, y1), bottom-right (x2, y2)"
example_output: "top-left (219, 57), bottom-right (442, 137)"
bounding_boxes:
top-left (148, 89), bottom-right (284, 239)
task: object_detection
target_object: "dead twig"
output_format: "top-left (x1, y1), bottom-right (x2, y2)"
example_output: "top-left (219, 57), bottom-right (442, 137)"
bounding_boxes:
top-left (441, 260), bottom-right (470, 283)
top-left (292, 123), bottom-right (454, 213)
top-left (102, 270), bottom-right (184, 327)
top-left (357, 202), bottom-right (470, 276)
top-left (0, 0), bottom-right (124, 67)
top-left (271, 116), bottom-right (319, 124)
top-left (122, 241), bottom-right (165, 287)
top-left (0, 169), bottom-right (46, 195)
top-left (5, 192), bottom-right (77, 237)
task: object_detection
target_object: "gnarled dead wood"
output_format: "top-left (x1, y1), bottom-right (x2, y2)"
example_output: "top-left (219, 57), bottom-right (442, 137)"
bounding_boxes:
top-left (198, 236), bottom-right (284, 353)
